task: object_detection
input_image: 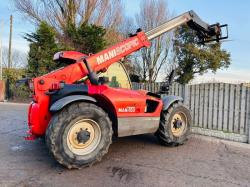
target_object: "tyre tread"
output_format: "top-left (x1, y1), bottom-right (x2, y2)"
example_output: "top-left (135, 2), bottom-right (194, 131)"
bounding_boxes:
top-left (45, 102), bottom-right (112, 169)
top-left (156, 102), bottom-right (191, 146)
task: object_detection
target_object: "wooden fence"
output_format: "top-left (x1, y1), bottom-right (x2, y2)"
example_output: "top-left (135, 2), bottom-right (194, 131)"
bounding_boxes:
top-left (132, 82), bottom-right (250, 143)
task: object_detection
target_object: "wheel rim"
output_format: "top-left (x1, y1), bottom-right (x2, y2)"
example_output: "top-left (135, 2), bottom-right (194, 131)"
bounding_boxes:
top-left (171, 112), bottom-right (187, 137)
top-left (66, 119), bottom-right (101, 156)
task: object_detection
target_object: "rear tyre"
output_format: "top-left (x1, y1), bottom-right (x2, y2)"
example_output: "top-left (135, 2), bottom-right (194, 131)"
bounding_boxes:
top-left (45, 102), bottom-right (112, 169)
top-left (156, 102), bottom-right (191, 146)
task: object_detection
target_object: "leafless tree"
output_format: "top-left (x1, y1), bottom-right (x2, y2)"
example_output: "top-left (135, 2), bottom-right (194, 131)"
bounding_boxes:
top-left (132, 0), bottom-right (174, 83)
top-left (13, 0), bottom-right (124, 45)
top-left (2, 46), bottom-right (27, 68)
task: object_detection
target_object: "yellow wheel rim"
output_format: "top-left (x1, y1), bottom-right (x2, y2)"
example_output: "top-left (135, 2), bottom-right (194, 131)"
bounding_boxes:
top-left (171, 112), bottom-right (187, 137)
top-left (66, 119), bottom-right (101, 156)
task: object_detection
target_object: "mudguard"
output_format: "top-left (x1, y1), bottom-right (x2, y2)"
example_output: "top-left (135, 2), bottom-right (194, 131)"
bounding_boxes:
top-left (50, 95), bottom-right (96, 112)
top-left (162, 95), bottom-right (183, 111)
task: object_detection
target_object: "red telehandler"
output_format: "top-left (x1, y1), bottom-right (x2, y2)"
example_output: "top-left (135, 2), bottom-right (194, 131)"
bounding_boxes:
top-left (27, 11), bottom-right (228, 168)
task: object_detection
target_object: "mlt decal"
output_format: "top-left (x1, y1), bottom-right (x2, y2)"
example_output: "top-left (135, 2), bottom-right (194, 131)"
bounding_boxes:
top-left (118, 107), bottom-right (136, 113)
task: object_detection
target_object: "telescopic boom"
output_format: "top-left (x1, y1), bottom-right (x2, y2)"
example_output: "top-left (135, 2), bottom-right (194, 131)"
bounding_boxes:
top-left (146, 10), bottom-right (228, 43)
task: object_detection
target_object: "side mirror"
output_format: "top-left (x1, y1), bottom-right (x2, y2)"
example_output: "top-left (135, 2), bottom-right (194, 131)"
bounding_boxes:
top-left (168, 69), bottom-right (176, 86)
top-left (158, 69), bottom-right (176, 95)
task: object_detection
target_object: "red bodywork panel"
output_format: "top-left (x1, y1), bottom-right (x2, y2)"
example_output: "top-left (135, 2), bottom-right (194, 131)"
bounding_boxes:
top-left (28, 85), bottom-right (162, 136)
top-left (53, 51), bottom-right (87, 62)
top-left (90, 86), bottom-right (162, 118)
top-left (27, 32), bottom-right (161, 137)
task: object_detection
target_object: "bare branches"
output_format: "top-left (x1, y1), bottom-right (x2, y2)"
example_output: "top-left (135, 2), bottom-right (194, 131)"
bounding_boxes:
top-left (2, 47), bottom-right (27, 68)
top-left (133, 0), bottom-right (174, 82)
top-left (13, 0), bottom-right (124, 43)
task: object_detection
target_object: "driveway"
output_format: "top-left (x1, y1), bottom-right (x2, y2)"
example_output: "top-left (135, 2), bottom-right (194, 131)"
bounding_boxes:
top-left (0, 102), bottom-right (250, 187)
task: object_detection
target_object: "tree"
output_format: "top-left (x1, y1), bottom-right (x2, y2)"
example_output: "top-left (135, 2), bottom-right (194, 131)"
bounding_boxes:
top-left (24, 22), bottom-right (61, 77)
top-left (1, 48), bottom-right (28, 99)
top-left (25, 21), bottom-right (107, 77)
top-left (64, 23), bottom-right (106, 54)
top-left (173, 25), bottom-right (231, 84)
top-left (14, 0), bottom-right (124, 46)
top-left (131, 0), bottom-right (173, 83)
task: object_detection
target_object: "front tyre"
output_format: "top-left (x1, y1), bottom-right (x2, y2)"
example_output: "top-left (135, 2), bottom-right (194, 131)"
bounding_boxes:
top-left (46, 102), bottom-right (112, 169)
top-left (156, 102), bottom-right (192, 146)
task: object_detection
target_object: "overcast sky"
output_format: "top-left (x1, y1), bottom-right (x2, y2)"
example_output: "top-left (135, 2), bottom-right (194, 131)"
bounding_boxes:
top-left (0, 0), bottom-right (249, 83)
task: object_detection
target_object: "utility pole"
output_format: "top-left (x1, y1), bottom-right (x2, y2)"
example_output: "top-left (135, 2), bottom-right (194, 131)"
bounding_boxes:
top-left (8, 15), bottom-right (12, 69)
top-left (6, 15), bottom-right (13, 100)
top-left (0, 20), bottom-right (3, 80)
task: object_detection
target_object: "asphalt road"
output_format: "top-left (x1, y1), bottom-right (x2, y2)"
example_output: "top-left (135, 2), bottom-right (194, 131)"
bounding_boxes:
top-left (1, 102), bottom-right (250, 187)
